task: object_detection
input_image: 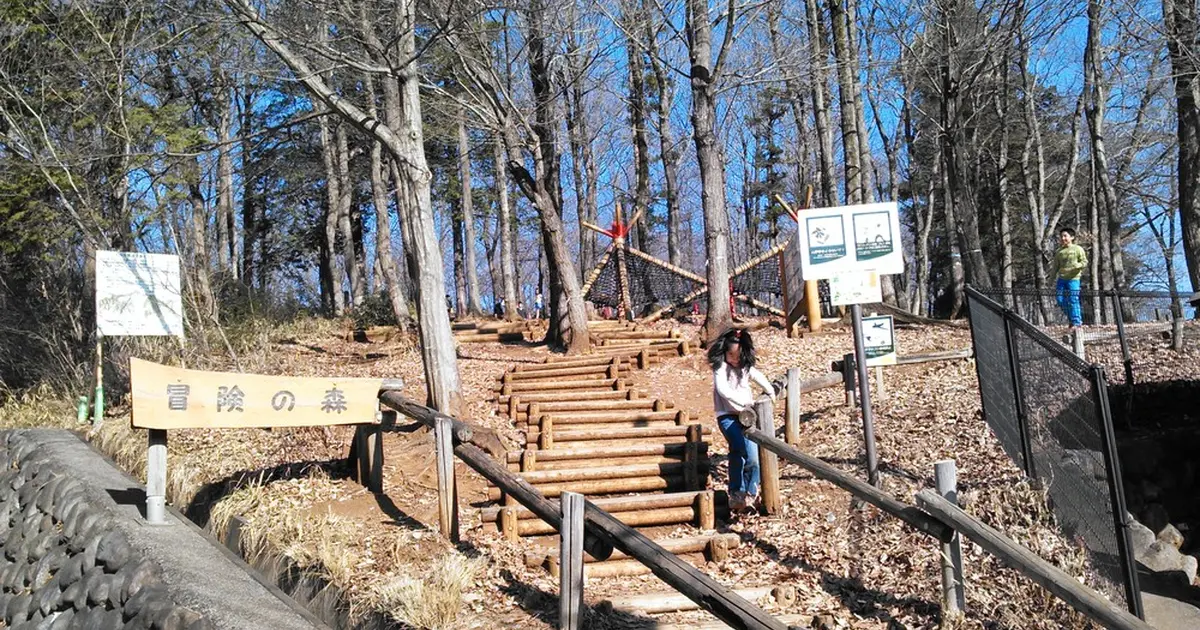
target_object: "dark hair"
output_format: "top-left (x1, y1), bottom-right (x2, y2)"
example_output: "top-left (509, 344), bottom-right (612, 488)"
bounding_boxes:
top-left (707, 328), bottom-right (757, 372)
top-left (1059, 227), bottom-right (1076, 238)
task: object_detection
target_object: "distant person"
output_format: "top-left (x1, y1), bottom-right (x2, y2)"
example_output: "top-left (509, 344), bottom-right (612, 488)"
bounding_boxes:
top-left (446, 294), bottom-right (454, 320)
top-left (1055, 228), bottom-right (1087, 329)
top-left (517, 301), bottom-right (526, 319)
top-left (708, 328), bottom-right (776, 514)
top-left (493, 296), bottom-right (505, 318)
top-left (534, 292), bottom-right (544, 320)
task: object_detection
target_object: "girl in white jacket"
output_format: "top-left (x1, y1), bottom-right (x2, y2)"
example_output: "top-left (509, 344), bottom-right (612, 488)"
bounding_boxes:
top-left (707, 328), bottom-right (776, 512)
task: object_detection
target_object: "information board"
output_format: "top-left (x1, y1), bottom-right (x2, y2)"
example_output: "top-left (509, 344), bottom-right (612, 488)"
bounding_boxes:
top-left (830, 272), bottom-right (882, 306)
top-left (95, 251), bottom-right (184, 337)
top-left (796, 203), bottom-right (904, 280)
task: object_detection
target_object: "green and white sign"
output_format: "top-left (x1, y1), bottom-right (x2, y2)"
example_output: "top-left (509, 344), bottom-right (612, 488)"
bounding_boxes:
top-left (862, 315), bottom-right (897, 366)
top-left (795, 202), bottom-right (904, 280)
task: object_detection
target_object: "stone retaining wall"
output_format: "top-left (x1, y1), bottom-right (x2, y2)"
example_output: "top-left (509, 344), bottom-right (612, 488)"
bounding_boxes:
top-left (0, 431), bottom-right (212, 630)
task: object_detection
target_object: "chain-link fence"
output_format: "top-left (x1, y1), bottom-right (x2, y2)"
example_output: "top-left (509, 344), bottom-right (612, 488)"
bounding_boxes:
top-left (966, 287), bottom-right (1143, 618)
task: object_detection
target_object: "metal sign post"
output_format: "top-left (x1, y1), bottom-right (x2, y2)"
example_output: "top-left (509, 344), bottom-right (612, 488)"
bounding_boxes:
top-left (850, 305), bottom-right (880, 487)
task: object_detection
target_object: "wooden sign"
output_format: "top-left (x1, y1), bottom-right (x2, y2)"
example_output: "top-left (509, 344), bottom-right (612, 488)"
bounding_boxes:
top-left (862, 315), bottom-right (898, 367)
top-left (130, 358), bottom-right (382, 429)
top-left (796, 202), bottom-right (904, 280)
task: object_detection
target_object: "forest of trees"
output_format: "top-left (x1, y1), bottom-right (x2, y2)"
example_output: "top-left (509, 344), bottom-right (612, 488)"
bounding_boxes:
top-left (2, 0), bottom-right (1198, 410)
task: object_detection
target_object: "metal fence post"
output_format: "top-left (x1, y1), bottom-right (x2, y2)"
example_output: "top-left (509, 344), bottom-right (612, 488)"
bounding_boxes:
top-left (560, 492), bottom-right (585, 630)
top-left (146, 429), bottom-right (168, 525)
top-left (1090, 366), bottom-right (1144, 619)
top-left (1112, 293), bottom-right (1134, 386)
top-left (1002, 314), bottom-right (1036, 478)
top-left (935, 460), bottom-right (966, 615)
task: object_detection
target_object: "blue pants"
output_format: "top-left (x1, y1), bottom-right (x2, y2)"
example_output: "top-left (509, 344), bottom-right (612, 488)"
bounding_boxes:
top-left (1056, 278), bottom-right (1082, 326)
top-left (718, 415), bottom-right (760, 497)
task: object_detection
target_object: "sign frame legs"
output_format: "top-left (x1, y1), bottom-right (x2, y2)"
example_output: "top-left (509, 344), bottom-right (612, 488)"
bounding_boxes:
top-left (146, 429), bottom-right (168, 525)
top-left (850, 304), bottom-right (880, 487)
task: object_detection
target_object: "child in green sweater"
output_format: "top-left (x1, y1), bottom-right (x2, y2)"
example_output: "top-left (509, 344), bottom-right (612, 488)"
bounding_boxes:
top-left (1055, 228), bottom-right (1087, 328)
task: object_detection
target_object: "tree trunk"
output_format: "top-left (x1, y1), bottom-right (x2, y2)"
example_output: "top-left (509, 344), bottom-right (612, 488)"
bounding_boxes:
top-left (240, 90), bottom-right (261, 292)
top-left (829, 0), bottom-right (863, 205)
top-left (365, 73), bottom-right (410, 329)
top-left (804, 0), bottom-right (838, 207)
top-left (646, 19), bottom-right (683, 266)
top-left (318, 114), bottom-right (346, 315)
top-left (686, 0), bottom-right (734, 340)
top-left (626, 5), bottom-right (653, 253)
top-left (216, 93), bottom-right (235, 279)
top-left (844, 0), bottom-right (876, 201)
top-left (1164, 0), bottom-right (1200, 292)
top-left (518, 0), bottom-right (590, 353)
top-left (564, 36), bottom-right (594, 275)
top-left (336, 124), bottom-right (366, 308)
top-left (458, 112), bottom-right (484, 315)
top-left (1084, 0), bottom-right (1125, 296)
top-left (453, 206), bottom-right (467, 319)
top-left (495, 133), bottom-right (519, 320)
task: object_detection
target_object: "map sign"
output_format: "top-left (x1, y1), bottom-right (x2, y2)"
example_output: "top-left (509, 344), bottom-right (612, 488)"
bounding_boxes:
top-left (796, 203), bottom-right (904, 280)
top-left (830, 272), bottom-right (882, 306)
top-left (862, 315), bottom-right (897, 366)
top-left (130, 358), bottom-right (383, 430)
top-left (95, 251), bottom-right (184, 337)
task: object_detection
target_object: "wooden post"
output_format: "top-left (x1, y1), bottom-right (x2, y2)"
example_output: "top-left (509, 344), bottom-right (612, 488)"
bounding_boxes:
top-left (500, 506), bottom-right (519, 542)
top-left (539, 416), bottom-right (554, 450)
top-left (559, 492), bottom-right (585, 630)
top-left (935, 460), bottom-right (966, 617)
top-left (434, 416), bottom-right (460, 542)
top-left (146, 429), bottom-right (167, 524)
top-left (1072, 328), bottom-right (1086, 360)
top-left (874, 366), bottom-right (885, 399)
top-left (805, 281), bottom-right (822, 332)
top-left (843, 353), bottom-right (856, 408)
top-left (696, 490), bottom-right (715, 529)
top-left (785, 368), bottom-right (800, 446)
top-left (684, 424), bottom-right (704, 490)
top-left (92, 333), bottom-right (105, 427)
top-left (754, 397), bottom-right (780, 514)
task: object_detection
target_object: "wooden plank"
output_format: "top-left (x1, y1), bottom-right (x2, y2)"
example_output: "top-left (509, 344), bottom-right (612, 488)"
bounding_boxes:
top-left (549, 426), bottom-right (711, 443)
top-left (491, 378), bottom-right (621, 393)
top-left (506, 365), bottom-right (617, 381)
top-left (130, 358), bottom-right (382, 429)
top-left (559, 492), bottom-right (584, 630)
top-left (525, 533), bottom-right (741, 567)
top-left (915, 491), bottom-right (1151, 630)
top-left (745, 429), bottom-right (954, 542)
top-left (488, 475), bottom-right (682, 500)
top-left (505, 442), bottom-right (685, 464)
top-left (516, 462), bottom-right (685, 485)
top-left (507, 454), bottom-right (685, 472)
top-left (518, 507), bottom-right (696, 536)
top-left (581, 501), bottom-right (788, 629)
top-left (481, 490), bottom-right (707, 522)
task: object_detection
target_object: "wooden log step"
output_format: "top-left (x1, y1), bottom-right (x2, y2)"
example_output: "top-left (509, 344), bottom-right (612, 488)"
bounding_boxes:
top-left (502, 366), bottom-right (616, 382)
top-left (511, 399), bottom-right (662, 418)
top-left (599, 585), bottom-right (797, 615)
top-left (507, 454), bottom-right (686, 472)
top-left (451, 322), bottom-right (478, 331)
top-left (594, 329), bottom-right (679, 340)
top-left (587, 320), bottom-right (637, 329)
top-left (549, 553), bottom-right (706, 579)
top-left (486, 475), bottom-right (683, 500)
top-left (481, 490), bottom-right (710, 522)
top-left (489, 506), bottom-right (699, 537)
top-left (538, 410), bottom-right (688, 425)
top-left (548, 426), bottom-right (712, 444)
top-left (504, 442), bottom-right (686, 464)
top-left (492, 378), bottom-right (622, 393)
top-left (525, 533), bottom-right (740, 567)
top-left (654, 615), bottom-right (811, 630)
top-left (455, 332), bottom-right (525, 343)
top-left (523, 422), bottom-right (683, 446)
top-left (514, 462), bottom-right (686, 485)
top-left (497, 390), bottom-right (636, 406)
top-left (518, 356), bottom-right (630, 371)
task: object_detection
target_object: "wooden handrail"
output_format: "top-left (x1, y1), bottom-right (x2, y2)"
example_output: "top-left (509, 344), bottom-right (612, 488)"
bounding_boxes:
top-left (916, 491), bottom-right (1151, 630)
top-left (744, 429), bottom-right (954, 543)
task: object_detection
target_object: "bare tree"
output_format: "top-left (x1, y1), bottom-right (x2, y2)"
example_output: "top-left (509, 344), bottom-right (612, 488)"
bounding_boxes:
top-left (458, 109), bottom-right (484, 315)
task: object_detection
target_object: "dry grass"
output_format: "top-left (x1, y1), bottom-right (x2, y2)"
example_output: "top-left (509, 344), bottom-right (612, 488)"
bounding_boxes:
top-left (0, 384), bottom-right (76, 429)
top-left (363, 553), bottom-right (485, 630)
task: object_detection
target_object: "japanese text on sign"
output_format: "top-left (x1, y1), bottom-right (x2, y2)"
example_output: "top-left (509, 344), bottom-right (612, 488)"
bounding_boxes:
top-left (130, 358), bottom-right (382, 429)
top-left (862, 315), bottom-right (898, 367)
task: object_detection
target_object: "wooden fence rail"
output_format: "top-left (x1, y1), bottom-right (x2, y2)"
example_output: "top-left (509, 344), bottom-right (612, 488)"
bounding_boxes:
top-left (916, 491), bottom-right (1152, 630)
top-left (743, 428), bottom-right (954, 543)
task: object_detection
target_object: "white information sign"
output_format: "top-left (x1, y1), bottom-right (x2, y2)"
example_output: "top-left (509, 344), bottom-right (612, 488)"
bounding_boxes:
top-left (862, 315), bottom-right (897, 367)
top-left (95, 251), bottom-right (184, 337)
top-left (830, 272), bottom-right (882, 306)
top-left (797, 202), bottom-right (904, 280)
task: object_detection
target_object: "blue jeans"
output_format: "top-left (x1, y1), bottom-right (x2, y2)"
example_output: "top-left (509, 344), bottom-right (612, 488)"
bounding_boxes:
top-left (718, 415), bottom-right (760, 497)
top-left (1056, 278), bottom-right (1082, 326)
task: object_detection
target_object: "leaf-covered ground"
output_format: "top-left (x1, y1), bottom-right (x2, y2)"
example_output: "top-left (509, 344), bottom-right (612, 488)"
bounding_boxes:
top-left (76, 316), bottom-right (1199, 629)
